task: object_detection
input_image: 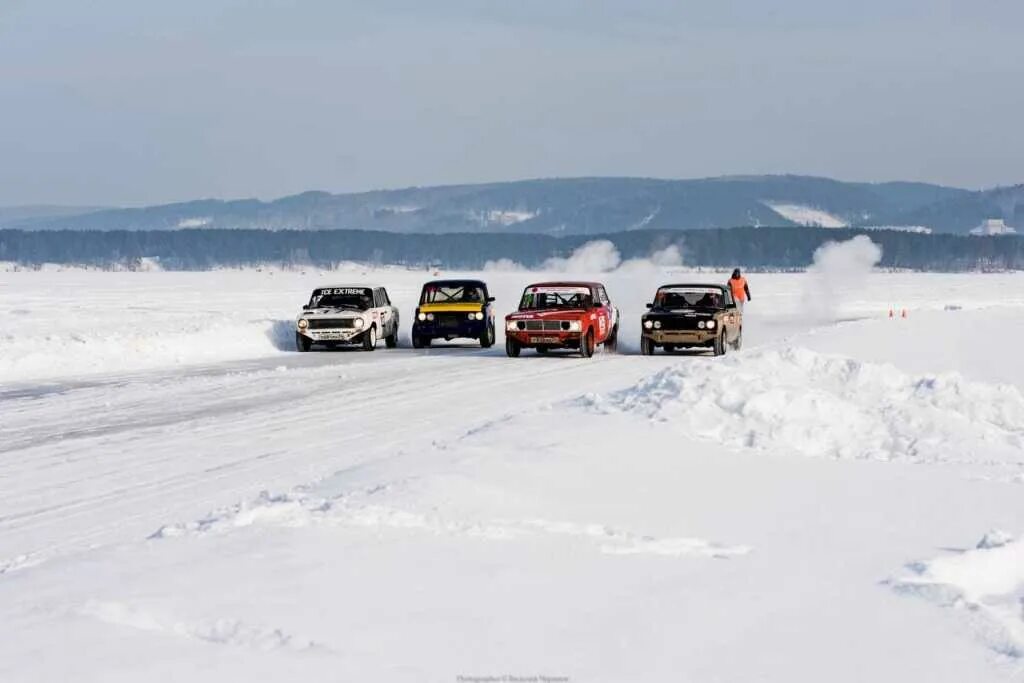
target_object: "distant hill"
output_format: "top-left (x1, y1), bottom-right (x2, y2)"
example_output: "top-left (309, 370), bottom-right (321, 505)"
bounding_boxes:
top-left (3, 175), bottom-right (1021, 235)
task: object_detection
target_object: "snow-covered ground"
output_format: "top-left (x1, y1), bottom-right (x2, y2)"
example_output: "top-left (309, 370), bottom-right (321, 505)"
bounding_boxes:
top-left (2, 265), bottom-right (1023, 682)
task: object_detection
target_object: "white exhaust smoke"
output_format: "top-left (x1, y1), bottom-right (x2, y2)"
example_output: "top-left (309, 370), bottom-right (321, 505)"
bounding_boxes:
top-left (802, 235), bottom-right (883, 321)
top-left (484, 241), bottom-right (683, 274)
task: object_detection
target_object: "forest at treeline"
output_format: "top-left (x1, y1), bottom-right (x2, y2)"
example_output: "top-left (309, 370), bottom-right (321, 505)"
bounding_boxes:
top-left (1, 227), bottom-right (1021, 271)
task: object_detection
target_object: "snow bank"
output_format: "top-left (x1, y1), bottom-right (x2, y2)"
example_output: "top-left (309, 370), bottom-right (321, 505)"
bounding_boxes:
top-left (586, 347), bottom-right (1024, 464)
top-left (893, 532), bottom-right (1024, 657)
top-left (0, 317), bottom-right (294, 382)
top-left (151, 491), bottom-right (750, 559)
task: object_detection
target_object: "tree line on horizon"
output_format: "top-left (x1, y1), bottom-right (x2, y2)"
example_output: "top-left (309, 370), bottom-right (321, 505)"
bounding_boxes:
top-left (1, 227), bottom-right (1021, 272)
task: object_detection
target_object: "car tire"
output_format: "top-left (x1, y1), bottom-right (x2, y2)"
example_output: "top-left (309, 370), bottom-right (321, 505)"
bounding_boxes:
top-left (412, 334), bottom-right (430, 349)
top-left (362, 325), bottom-right (377, 352)
top-left (664, 344), bottom-right (676, 353)
top-left (581, 330), bottom-right (595, 358)
top-left (731, 327), bottom-right (743, 351)
top-left (480, 323), bottom-right (493, 348)
top-left (640, 336), bottom-right (655, 356)
top-left (604, 325), bottom-right (618, 353)
top-left (505, 337), bottom-right (521, 357)
top-left (537, 346), bottom-right (548, 355)
top-left (296, 333), bottom-right (312, 353)
top-left (713, 330), bottom-right (727, 356)
top-left (385, 328), bottom-right (398, 348)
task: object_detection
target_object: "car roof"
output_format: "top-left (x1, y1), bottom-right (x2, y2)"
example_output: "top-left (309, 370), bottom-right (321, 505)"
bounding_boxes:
top-left (313, 284), bottom-right (386, 290)
top-left (657, 283), bottom-right (728, 291)
top-left (524, 281), bottom-right (603, 289)
top-left (421, 279), bottom-right (488, 289)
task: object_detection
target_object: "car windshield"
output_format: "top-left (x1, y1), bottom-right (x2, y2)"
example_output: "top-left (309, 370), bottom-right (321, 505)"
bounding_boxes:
top-left (309, 288), bottom-right (373, 310)
top-left (655, 287), bottom-right (724, 309)
top-left (421, 284), bottom-right (485, 304)
top-left (519, 286), bottom-right (592, 310)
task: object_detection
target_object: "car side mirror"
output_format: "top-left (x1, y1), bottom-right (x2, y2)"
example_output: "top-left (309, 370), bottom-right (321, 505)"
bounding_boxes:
top-left (486, 296), bottom-right (495, 303)
top-left (726, 302), bottom-right (737, 310)
top-left (302, 304), bottom-right (310, 310)
top-left (646, 303), bottom-right (653, 309)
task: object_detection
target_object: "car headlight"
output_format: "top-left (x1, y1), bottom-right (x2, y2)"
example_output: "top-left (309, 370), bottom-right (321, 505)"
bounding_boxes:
top-left (426, 313), bottom-right (434, 321)
top-left (506, 320), bottom-right (518, 332)
top-left (476, 311), bottom-right (485, 321)
top-left (706, 320), bottom-right (716, 329)
top-left (568, 320), bottom-right (582, 332)
top-left (643, 320), bottom-right (653, 330)
top-left (653, 321), bottom-right (662, 329)
top-left (697, 321), bottom-right (705, 329)
top-left (353, 318), bottom-right (364, 329)
top-left (297, 319), bottom-right (309, 329)
top-left (417, 312), bottom-right (426, 321)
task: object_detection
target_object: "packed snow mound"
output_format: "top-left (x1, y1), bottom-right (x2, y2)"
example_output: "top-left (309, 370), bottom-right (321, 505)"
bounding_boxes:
top-left (586, 347), bottom-right (1024, 464)
top-left (893, 533), bottom-right (1024, 657)
top-left (151, 491), bottom-right (750, 559)
top-left (763, 201), bottom-right (848, 228)
top-left (0, 318), bottom-right (294, 382)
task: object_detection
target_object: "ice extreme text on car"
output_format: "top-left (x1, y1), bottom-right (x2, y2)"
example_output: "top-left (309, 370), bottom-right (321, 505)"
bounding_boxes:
top-left (295, 285), bottom-right (399, 352)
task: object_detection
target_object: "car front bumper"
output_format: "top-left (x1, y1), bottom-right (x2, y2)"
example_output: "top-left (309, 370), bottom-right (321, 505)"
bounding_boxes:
top-left (644, 330), bottom-right (717, 345)
top-left (506, 330), bottom-right (582, 348)
top-left (298, 328), bottom-right (367, 343)
top-left (413, 318), bottom-right (487, 339)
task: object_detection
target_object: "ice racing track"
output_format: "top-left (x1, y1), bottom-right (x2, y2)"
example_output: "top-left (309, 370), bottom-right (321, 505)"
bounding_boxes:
top-left (0, 347), bottom-right (680, 565)
top-left (2, 269), bottom-right (1024, 682)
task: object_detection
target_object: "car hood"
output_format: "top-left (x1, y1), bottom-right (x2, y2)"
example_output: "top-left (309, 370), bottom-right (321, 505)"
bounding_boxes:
top-left (299, 308), bottom-right (367, 318)
top-left (507, 309), bottom-right (588, 320)
top-left (419, 303), bottom-right (484, 313)
top-left (646, 308), bottom-right (718, 317)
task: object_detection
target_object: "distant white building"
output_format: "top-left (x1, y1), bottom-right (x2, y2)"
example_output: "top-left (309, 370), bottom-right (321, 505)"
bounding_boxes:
top-left (970, 218), bottom-right (1017, 236)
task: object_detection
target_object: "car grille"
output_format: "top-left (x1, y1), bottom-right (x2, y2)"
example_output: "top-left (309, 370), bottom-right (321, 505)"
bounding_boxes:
top-left (308, 318), bottom-right (357, 330)
top-left (432, 313), bottom-right (463, 328)
top-left (656, 317), bottom-right (705, 331)
top-left (520, 320), bottom-right (571, 331)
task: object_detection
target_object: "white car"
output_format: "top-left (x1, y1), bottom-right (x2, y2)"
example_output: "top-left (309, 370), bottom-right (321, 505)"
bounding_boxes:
top-left (295, 285), bottom-right (399, 352)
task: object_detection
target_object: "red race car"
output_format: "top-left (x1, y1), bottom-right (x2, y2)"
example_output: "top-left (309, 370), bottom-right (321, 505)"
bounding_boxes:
top-left (504, 281), bottom-right (619, 358)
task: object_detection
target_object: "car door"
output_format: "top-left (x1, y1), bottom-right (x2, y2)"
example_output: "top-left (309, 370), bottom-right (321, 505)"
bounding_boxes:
top-left (380, 288), bottom-right (398, 334)
top-left (594, 286), bottom-right (613, 342)
top-left (723, 290), bottom-right (740, 341)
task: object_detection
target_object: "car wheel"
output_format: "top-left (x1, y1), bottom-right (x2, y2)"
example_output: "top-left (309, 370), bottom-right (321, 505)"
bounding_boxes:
top-left (581, 330), bottom-right (595, 358)
top-left (385, 328), bottom-right (398, 348)
top-left (296, 333), bottom-right (312, 353)
top-left (640, 336), bottom-right (655, 356)
top-left (713, 330), bottom-right (727, 356)
top-left (412, 334), bottom-right (430, 349)
top-left (664, 344), bottom-right (676, 353)
top-left (604, 325), bottom-right (618, 353)
top-left (479, 324), bottom-right (493, 348)
top-left (537, 346), bottom-right (548, 355)
top-left (362, 325), bottom-right (377, 351)
top-left (505, 336), bottom-right (521, 357)
top-left (731, 327), bottom-right (743, 351)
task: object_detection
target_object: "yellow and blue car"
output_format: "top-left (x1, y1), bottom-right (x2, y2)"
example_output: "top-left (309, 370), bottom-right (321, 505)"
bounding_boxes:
top-left (412, 279), bottom-right (495, 348)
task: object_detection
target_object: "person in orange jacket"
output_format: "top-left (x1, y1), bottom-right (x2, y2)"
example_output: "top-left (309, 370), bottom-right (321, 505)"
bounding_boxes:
top-left (728, 268), bottom-right (751, 309)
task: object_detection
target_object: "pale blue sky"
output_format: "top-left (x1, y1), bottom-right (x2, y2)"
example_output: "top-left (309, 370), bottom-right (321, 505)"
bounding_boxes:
top-left (1, 0), bottom-right (1022, 205)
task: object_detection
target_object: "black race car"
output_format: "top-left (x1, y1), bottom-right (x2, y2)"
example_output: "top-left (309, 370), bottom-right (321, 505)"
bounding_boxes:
top-left (640, 284), bottom-right (743, 356)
